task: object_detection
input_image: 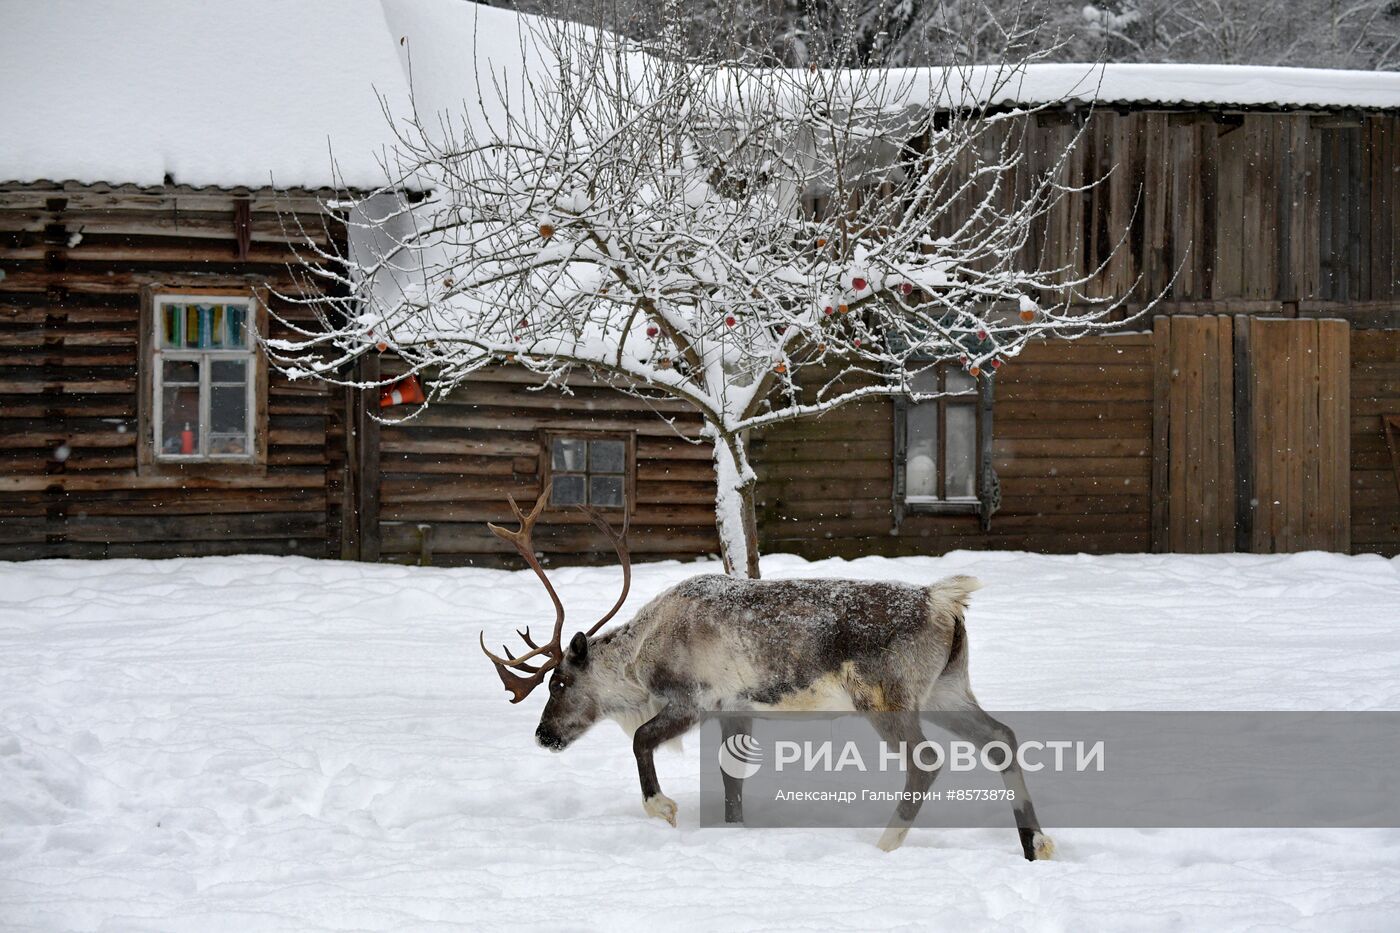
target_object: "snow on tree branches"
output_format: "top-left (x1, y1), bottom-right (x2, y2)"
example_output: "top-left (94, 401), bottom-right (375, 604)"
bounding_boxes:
top-left (267, 9), bottom-right (1147, 577)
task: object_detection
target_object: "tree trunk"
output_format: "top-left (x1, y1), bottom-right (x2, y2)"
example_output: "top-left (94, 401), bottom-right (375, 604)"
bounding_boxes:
top-left (711, 430), bottom-right (761, 579)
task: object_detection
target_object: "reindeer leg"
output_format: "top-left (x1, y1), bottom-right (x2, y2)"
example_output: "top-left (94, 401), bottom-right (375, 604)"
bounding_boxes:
top-left (860, 703), bottom-right (939, 852)
top-left (941, 706), bottom-right (1054, 861)
top-left (634, 702), bottom-right (696, 827)
top-left (720, 715), bottom-right (752, 823)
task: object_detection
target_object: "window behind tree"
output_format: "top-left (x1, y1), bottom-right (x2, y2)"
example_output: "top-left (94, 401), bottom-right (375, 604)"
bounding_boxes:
top-left (547, 435), bottom-right (630, 509)
top-left (903, 365), bottom-right (980, 505)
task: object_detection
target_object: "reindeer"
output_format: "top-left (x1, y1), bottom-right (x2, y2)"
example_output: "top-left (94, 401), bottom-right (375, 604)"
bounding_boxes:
top-left (480, 486), bottom-right (1054, 860)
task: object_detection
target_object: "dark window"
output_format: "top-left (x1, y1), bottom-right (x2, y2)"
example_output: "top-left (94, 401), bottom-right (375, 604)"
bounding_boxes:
top-left (548, 436), bottom-right (629, 509)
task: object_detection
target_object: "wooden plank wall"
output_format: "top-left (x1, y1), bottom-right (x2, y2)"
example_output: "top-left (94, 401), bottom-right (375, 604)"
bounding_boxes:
top-left (371, 362), bottom-right (718, 566)
top-left (752, 333), bottom-right (1154, 558)
top-left (1236, 317), bottom-right (1351, 553)
top-left (1351, 329), bottom-right (1400, 554)
top-left (0, 182), bottom-right (349, 559)
top-left (1018, 110), bottom-right (1400, 327)
top-left (1151, 315), bottom-right (1236, 553)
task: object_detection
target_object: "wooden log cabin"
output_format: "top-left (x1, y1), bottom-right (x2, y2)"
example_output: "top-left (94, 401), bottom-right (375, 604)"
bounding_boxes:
top-left (1, 1), bottom-right (1398, 564)
top-left (0, 0), bottom-right (412, 560)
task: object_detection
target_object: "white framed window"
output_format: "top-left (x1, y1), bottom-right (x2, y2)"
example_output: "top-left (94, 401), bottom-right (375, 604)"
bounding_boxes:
top-left (150, 293), bottom-right (258, 463)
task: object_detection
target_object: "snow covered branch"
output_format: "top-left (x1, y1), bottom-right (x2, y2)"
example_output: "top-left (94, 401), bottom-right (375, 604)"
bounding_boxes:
top-left (269, 6), bottom-right (1151, 576)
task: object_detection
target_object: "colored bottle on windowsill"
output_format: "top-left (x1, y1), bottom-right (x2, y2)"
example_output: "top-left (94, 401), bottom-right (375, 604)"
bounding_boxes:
top-left (181, 423), bottom-right (195, 455)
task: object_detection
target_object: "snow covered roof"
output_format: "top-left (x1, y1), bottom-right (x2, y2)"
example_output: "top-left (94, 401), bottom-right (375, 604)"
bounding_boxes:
top-left (908, 63), bottom-right (1400, 113)
top-left (1, 1), bottom-right (1396, 192)
top-left (0, 0), bottom-right (412, 190)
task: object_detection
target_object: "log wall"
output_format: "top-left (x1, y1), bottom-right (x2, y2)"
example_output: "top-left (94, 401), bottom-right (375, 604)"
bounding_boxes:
top-left (367, 362), bottom-right (719, 566)
top-left (752, 333), bottom-right (1155, 558)
top-left (0, 182), bottom-right (351, 560)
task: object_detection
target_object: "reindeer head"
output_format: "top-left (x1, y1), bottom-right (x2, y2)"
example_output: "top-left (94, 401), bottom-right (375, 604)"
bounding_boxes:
top-left (479, 483), bottom-right (631, 751)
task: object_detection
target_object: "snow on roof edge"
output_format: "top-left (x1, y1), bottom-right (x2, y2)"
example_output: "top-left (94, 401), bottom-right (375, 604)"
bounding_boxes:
top-left (893, 62), bottom-right (1400, 112)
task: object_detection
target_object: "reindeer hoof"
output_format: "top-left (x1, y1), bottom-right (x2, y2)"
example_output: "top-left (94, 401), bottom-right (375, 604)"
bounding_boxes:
top-left (644, 794), bottom-right (678, 827)
top-left (1031, 832), bottom-right (1055, 860)
top-left (876, 825), bottom-right (910, 852)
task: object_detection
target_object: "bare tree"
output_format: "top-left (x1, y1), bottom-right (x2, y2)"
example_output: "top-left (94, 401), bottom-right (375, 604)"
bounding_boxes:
top-left (269, 5), bottom-right (1137, 577)
top-left (509, 0), bottom-right (1400, 70)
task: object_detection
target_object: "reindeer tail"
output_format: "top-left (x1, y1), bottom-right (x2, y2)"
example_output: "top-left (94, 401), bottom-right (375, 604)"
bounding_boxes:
top-left (927, 574), bottom-right (982, 615)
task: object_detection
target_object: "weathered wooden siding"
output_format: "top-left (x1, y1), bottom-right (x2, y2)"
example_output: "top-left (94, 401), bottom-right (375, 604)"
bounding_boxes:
top-left (752, 333), bottom-right (1154, 558)
top-left (1020, 110), bottom-right (1400, 325)
top-left (0, 182), bottom-right (350, 559)
top-left (1351, 329), bottom-right (1400, 555)
top-left (367, 362), bottom-right (719, 566)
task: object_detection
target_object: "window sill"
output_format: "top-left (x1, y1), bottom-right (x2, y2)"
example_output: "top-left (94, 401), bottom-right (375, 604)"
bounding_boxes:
top-left (903, 498), bottom-right (980, 515)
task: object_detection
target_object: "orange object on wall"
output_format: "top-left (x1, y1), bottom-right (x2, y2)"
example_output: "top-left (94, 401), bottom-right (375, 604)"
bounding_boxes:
top-left (379, 374), bottom-right (426, 408)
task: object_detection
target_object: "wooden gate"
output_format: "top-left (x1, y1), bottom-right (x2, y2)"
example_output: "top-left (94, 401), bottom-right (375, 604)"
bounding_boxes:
top-left (1235, 317), bottom-right (1351, 552)
top-left (1152, 316), bottom-right (1236, 552)
top-left (1152, 316), bottom-right (1351, 553)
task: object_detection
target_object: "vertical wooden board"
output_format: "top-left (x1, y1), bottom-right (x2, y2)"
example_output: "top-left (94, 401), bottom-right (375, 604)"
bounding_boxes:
top-left (1318, 319), bottom-right (1351, 551)
top-left (1217, 121), bottom-right (1244, 301)
top-left (1168, 317), bottom-right (1189, 552)
top-left (1266, 319), bottom-right (1290, 552)
top-left (1198, 122), bottom-right (1219, 301)
top-left (1348, 127), bottom-right (1365, 303)
top-left (1146, 113), bottom-right (1170, 300)
top-left (1233, 315), bottom-right (1253, 552)
top-left (1171, 120), bottom-right (1195, 300)
top-left (1198, 316), bottom-right (1221, 551)
top-left (1392, 115), bottom-right (1400, 304)
top-left (1318, 127), bottom-right (1335, 300)
top-left (1254, 117), bottom-right (1278, 302)
top-left (1217, 315), bottom-right (1236, 552)
top-left (1284, 319), bottom-right (1305, 551)
top-left (1123, 112), bottom-right (1145, 300)
top-left (1276, 117), bottom-right (1296, 302)
top-left (1251, 319), bottom-right (1278, 552)
top-left (1373, 117), bottom-right (1394, 301)
top-left (1300, 318), bottom-right (1321, 547)
top-left (1084, 117), bottom-right (1104, 296)
top-left (1151, 316), bottom-right (1171, 552)
top-left (1187, 317), bottom-right (1208, 552)
top-left (1365, 117), bottom-right (1380, 300)
top-left (1296, 118), bottom-right (1320, 302)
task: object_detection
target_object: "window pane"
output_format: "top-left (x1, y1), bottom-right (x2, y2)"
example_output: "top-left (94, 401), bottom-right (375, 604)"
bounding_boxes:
top-left (910, 366), bottom-right (939, 395)
top-left (161, 304), bottom-right (185, 347)
top-left (161, 385), bottom-right (201, 455)
top-left (183, 305), bottom-right (202, 348)
top-left (211, 384), bottom-right (247, 434)
top-left (207, 305), bottom-right (226, 348)
top-left (906, 400), bottom-right (939, 498)
top-left (589, 439), bottom-right (625, 474)
top-left (162, 359), bottom-right (198, 384)
top-left (947, 368), bottom-right (976, 395)
top-left (211, 359), bottom-right (247, 384)
top-left (589, 475), bottom-right (624, 508)
top-left (552, 438), bottom-right (587, 472)
top-left (225, 305), bottom-right (248, 347)
top-left (552, 474), bottom-right (586, 505)
top-left (946, 403), bottom-right (977, 498)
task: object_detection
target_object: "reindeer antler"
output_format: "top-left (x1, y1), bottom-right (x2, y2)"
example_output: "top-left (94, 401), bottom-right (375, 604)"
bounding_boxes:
top-left (480, 483), bottom-right (632, 703)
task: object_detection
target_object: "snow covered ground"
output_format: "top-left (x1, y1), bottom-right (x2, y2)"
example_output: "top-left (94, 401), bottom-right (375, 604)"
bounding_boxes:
top-left (1, 550), bottom-right (1398, 931)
